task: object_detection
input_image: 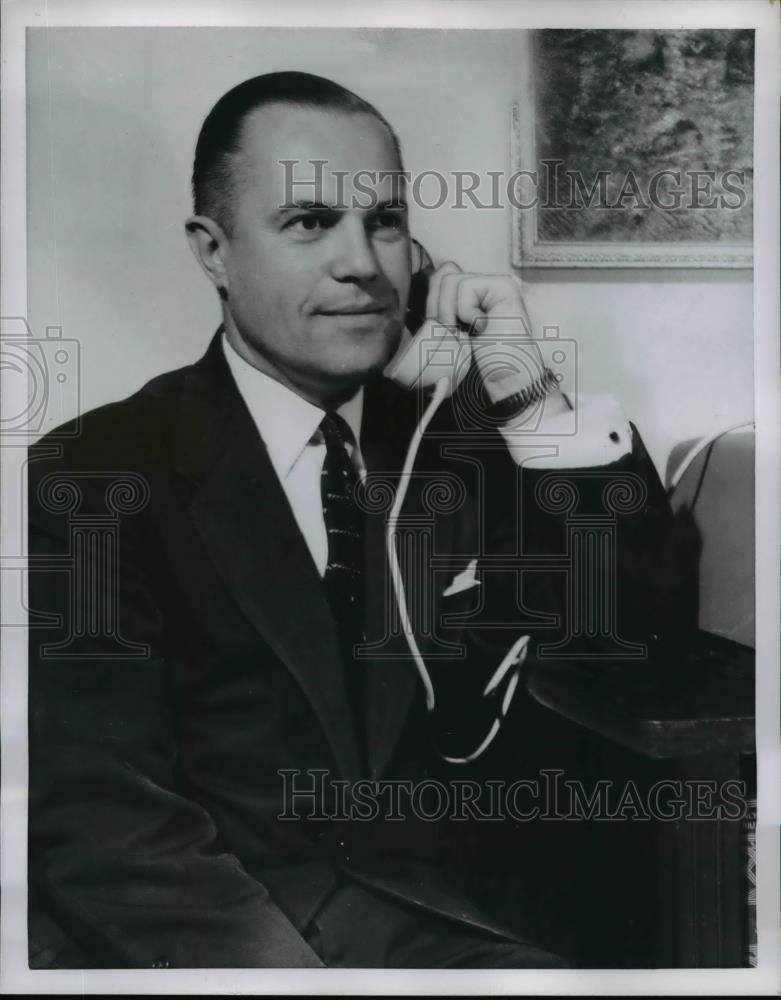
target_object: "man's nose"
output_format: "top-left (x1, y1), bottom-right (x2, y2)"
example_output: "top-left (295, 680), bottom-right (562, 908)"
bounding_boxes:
top-left (330, 216), bottom-right (379, 283)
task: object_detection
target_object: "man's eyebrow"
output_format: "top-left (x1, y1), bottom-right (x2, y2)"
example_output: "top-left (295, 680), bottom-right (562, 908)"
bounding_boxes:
top-left (275, 198), bottom-right (408, 215)
top-left (372, 199), bottom-right (408, 212)
top-left (276, 200), bottom-right (336, 215)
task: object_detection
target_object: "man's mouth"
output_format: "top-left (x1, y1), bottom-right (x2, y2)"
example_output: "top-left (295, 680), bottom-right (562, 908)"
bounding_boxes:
top-left (318, 303), bottom-right (390, 316)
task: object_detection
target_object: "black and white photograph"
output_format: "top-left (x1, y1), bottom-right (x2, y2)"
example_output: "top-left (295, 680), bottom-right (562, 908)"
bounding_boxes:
top-left (1, 0), bottom-right (779, 994)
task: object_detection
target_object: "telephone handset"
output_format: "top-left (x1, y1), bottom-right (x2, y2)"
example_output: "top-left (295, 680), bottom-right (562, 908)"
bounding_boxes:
top-left (383, 253), bottom-right (469, 395)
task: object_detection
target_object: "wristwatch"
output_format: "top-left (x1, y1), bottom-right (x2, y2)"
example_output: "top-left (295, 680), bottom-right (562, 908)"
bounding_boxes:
top-left (482, 366), bottom-right (560, 422)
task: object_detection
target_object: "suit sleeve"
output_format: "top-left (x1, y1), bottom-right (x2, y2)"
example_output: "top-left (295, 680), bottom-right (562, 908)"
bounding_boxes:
top-left (27, 452), bottom-right (323, 969)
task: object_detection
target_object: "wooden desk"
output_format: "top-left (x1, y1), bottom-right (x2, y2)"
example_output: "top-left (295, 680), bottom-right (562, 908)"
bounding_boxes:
top-left (523, 634), bottom-right (756, 967)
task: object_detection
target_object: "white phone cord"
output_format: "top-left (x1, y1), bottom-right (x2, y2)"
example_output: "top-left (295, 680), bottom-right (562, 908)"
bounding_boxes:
top-left (386, 376), bottom-right (529, 764)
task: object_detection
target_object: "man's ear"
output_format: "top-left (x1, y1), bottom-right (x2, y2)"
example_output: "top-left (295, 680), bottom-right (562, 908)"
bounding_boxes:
top-left (185, 215), bottom-right (230, 299)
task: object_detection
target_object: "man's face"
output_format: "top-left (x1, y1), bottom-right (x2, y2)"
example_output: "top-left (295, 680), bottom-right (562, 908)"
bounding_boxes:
top-left (219, 104), bottom-right (411, 402)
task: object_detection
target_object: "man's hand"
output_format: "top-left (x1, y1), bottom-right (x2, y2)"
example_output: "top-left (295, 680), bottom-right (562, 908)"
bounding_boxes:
top-left (423, 261), bottom-right (565, 410)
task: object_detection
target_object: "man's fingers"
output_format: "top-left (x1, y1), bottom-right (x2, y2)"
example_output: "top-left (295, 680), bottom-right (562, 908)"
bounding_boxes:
top-left (424, 269), bottom-right (532, 351)
top-left (456, 279), bottom-right (490, 334)
top-left (442, 274), bottom-right (523, 333)
top-left (435, 272), bottom-right (466, 330)
top-left (425, 261), bottom-right (462, 321)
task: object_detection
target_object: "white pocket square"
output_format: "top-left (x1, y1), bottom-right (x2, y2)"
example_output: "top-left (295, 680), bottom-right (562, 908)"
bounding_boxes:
top-left (442, 558), bottom-right (481, 597)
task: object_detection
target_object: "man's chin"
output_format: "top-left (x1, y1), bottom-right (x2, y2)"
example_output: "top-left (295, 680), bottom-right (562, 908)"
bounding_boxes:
top-left (326, 356), bottom-right (392, 390)
top-left (335, 322), bottom-right (403, 373)
top-left (315, 354), bottom-right (397, 405)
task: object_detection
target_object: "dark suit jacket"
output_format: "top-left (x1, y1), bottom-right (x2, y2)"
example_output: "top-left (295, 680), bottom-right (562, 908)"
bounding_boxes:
top-left (27, 332), bottom-right (686, 968)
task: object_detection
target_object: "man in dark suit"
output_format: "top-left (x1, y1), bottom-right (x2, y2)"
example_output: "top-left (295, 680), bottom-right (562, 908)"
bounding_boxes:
top-left (28, 72), bottom-right (685, 969)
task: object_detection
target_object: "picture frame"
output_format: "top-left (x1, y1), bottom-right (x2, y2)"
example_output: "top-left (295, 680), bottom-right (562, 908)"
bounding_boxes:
top-left (512, 29), bottom-right (754, 268)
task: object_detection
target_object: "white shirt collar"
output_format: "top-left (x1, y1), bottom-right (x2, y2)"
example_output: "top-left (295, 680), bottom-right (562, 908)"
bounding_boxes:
top-left (221, 332), bottom-right (364, 480)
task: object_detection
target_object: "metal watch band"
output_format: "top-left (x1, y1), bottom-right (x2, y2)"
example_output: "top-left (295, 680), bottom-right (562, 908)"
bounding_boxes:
top-left (483, 367), bottom-right (560, 422)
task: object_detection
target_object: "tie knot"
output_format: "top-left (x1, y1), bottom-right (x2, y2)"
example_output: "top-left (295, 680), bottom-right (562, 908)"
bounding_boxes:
top-left (320, 411), bottom-right (354, 450)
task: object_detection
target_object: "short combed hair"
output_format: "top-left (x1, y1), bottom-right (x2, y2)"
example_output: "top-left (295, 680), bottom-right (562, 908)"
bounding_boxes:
top-left (192, 71), bottom-right (403, 233)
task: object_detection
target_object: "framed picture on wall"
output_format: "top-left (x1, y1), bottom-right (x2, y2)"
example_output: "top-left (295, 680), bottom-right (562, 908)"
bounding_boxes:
top-left (512, 29), bottom-right (754, 268)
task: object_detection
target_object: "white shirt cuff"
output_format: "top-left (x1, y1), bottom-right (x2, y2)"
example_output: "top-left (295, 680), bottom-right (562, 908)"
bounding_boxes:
top-left (497, 393), bottom-right (633, 469)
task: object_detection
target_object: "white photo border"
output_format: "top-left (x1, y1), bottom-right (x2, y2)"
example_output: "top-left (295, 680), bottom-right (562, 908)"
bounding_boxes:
top-left (2, 1), bottom-right (779, 996)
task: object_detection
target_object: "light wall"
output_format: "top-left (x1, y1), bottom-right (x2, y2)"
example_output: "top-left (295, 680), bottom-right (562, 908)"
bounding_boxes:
top-left (26, 27), bottom-right (753, 478)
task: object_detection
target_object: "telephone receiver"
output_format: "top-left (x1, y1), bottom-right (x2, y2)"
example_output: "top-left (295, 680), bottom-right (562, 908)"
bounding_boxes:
top-left (383, 252), bottom-right (470, 396)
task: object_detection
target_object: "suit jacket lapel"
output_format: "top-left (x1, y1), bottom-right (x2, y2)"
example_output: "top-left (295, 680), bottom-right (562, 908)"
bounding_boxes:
top-left (360, 376), bottom-right (456, 779)
top-left (170, 337), bottom-right (459, 783)
top-left (362, 498), bottom-right (420, 779)
top-left (173, 334), bottom-right (363, 781)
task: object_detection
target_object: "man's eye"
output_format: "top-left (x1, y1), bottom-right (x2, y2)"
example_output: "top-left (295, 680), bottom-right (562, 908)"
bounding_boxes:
top-left (294, 216), bottom-right (320, 231)
top-left (372, 212), bottom-right (404, 230)
top-left (288, 214), bottom-right (334, 233)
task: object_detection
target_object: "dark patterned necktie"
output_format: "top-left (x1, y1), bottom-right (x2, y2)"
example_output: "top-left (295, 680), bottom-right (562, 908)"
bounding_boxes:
top-left (319, 412), bottom-right (366, 745)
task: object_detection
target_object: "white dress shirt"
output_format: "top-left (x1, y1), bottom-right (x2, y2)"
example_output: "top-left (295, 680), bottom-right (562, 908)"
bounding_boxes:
top-left (222, 333), bottom-right (365, 577)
